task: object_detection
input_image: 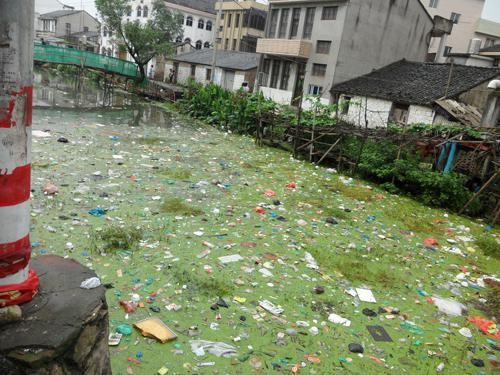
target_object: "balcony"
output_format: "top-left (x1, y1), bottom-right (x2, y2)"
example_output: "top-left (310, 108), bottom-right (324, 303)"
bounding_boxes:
top-left (256, 39), bottom-right (312, 59)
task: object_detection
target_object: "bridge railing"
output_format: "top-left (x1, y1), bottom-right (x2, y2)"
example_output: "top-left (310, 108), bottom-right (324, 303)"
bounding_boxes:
top-left (34, 43), bottom-right (138, 78)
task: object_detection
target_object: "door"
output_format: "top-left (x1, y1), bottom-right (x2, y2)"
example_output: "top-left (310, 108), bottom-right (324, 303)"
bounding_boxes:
top-left (173, 62), bottom-right (179, 84)
top-left (292, 62), bottom-right (306, 107)
top-left (223, 70), bottom-right (235, 91)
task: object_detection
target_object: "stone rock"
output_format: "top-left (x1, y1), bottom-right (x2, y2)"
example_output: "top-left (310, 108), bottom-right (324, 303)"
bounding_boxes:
top-left (348, 343), bottom-right (364, 353)
top-left (0, 255), bottom-right (111, 374)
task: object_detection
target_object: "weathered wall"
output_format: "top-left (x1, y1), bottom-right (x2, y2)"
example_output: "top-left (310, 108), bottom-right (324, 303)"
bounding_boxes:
top-left (343, 95), bottom-right (392, 128)
top-left (424, 0), bottom-right (485, 54)
top-left (261, 86), bottom-right (293, 105)
top-left (408, 104), bottom-right (435, 124)
top-left (334, 0), bottom-right (433, 85)
top-left (459, 75), bottom-right (500, 110)
top-left (54, 11), bottom-right (99, 37)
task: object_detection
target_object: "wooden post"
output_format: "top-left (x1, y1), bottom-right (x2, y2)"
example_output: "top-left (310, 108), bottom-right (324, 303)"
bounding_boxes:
top-left (293, 93), bottom-right (304, 159)
top-left (459, 171), bottom-right (499, 214)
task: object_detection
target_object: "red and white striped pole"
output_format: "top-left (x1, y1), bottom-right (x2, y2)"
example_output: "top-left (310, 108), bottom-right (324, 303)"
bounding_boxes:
top-left (0, 0), bottom-right (39, 307)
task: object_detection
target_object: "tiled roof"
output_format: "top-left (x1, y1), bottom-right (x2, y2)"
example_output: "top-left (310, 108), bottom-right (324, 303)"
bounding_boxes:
top-left (164, 0), bottom-right (217, 14)
top-left (39, 10), bottom-right (80, 19)
top-left (331, 60), bottom-right (500, 105)
top-left (174, 49), bottom-right (260, 71)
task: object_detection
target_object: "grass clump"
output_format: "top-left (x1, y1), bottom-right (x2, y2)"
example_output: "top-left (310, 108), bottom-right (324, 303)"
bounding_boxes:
top-left (170, 266), bottom-right (234, 297)
top-left (160, 198), bottom-right (203, 216)
top-left (137, 136), bottom-right (164, 145)
top-left (475, 235), bottom-right (500, 259)
top-left (92, 224), bottom-right (142, 253)
top-left (326, 180), bottom-right (373, 202)
top-left (385, 206), bottom-right (443, 237)
top-left (308, 247), bottom-right (402, 288)
top-left (157, 167), bottom-right (192, 180)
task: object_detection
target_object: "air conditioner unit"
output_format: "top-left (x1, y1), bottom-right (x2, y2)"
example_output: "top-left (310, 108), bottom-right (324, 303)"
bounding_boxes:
top-left (468, 38), bottom-right (482, 54)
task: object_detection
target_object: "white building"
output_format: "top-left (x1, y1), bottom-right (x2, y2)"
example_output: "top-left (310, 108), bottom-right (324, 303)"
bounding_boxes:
top-left (331, 60), bottom-right (500, 128)
top-left (100, 0), bottom-right (217, 77)
top-left (164, 49), bottom-right (260, 91)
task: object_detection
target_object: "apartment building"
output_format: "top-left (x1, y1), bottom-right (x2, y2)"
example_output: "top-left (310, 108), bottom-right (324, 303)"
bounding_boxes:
top-left (215, 0), bottom-right (268, 53)
top-left (36, 10), bottom-right (100, 50)
top-left (256, 0), bottom-right (434, 106)
top-left (423, 0), bottom-right (499, 57)
top-left (100, 0), bottom-right (217, 58)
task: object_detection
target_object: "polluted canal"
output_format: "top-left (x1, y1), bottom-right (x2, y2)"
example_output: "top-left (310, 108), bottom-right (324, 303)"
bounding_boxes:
top-left (30, 70), bottom-right (499, 374)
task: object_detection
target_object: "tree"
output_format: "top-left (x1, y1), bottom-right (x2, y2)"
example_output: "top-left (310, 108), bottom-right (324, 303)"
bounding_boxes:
top-left (96, 0), bottom-right (183, 81)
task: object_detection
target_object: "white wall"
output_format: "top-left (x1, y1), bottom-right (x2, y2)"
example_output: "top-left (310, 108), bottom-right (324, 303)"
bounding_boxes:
top-left (408, 105), bottom-right (435, 124)
top-left (343, 95), bottom-right (392, 128)
top-left (261, 87), bottom-right (293, 105)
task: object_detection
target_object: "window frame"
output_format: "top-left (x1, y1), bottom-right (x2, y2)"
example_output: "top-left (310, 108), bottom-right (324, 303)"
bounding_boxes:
top-left (450, 12), bottom-right (461, 24)
top-left (321, 6), bottom-right (338, 20)
top-left (289, 8), bottom-right (301, 38)
top-left (269, 60), bottom-right (281, 89)
top-left (316, 40), bottom-right (331, 54)
top-left (308, 85), bottom-right (323, 95)
top-left (198, 19), bottom-right (204, 29)
top-left (206, 20), bottom-right (212, 31)
top-left (268, 9), bottom-right (279, 38)
top-left (186, 16), bottom-right (193, 27)
top-left (311, 63), bottom-right (327, 77)
top-left (303, 7), bottom-right (316, 39)
top-left (278, 8), bottom-right (290, 39)
top-left (190, 64), bottom-right (196, 77)
top-left (280, 61), bottom-right (291, 90)
top-left (143, 5), bottom-right (148, 17)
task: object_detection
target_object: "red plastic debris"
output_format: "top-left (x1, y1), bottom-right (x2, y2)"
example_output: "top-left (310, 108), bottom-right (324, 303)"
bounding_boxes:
top-left (423, 238), bottom-right (438, 247)
top-left (468, 316), bottom-right (500, 339)
top-left (254, 207), bottom-right (266, 214)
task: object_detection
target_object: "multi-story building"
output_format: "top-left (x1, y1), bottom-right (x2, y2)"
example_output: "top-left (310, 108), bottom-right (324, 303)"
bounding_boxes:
top-left (423, 0), bottom-right (499, 58)
top-left (35, 10), bottom-right (100, 51)
top-left (256, 0), bottom-right (434, 107)
top-left (100, 0), bottom-right (217, 58)
top-left (215, 0), bottom-right (268, 53)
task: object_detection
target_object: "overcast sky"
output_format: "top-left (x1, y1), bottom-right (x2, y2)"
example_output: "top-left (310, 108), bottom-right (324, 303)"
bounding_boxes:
top-left (37, 0), bottom-right (500, 22)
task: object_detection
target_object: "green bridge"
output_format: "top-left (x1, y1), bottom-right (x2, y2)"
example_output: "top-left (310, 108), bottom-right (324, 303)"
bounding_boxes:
top-left (34, 43), bottom-right (138, 78)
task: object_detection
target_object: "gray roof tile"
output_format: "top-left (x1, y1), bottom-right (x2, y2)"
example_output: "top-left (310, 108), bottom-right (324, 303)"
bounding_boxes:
top-left (331, 60), bottom-right (500, 105)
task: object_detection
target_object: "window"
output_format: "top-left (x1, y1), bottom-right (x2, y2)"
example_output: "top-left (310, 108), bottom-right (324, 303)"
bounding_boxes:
top-left (268, 9), bottom-right (279, 38)
top-left (198, 19), bottom-right (204, 29)
top-left (260, 59), bottom-right (271, 86)
top-left (176, 36), bottom-right (182, 43)
top-left (221, 13), bottom-right (224, 20)
top-left (316, 40), bottom-right (331, 54)
top-left (83, 26), bottom-right (89, 32)
top-left (184, 37), bottom-right (191, 44)
top-left (224, 38), bottom-right (229, 49)
top-left (485, 38), bottom-right (496, 48)
top-left (103, 26), bottom-right (108, 37)
top-left (308, 85), bottom-right (323, 95)
top-left (206, 68), bottom-right (212, 81)
top-left (322, 6), bottom-right (337, 20)
top-left (136, 6), bottom-right (142, 17)
top-left (270, 60), bottom-right (281, 88)
top-left (444, 46), bottom-right (452, 56)
top-left (195, 40), bottom-right (202, 49)
top-left (280, 61), bottom-right (291, 90)
top-left (126, 6), bottom-right (132, 16)
top-left (143, 6), bottom-right (148, 17)
top-left (232, 39), bottom-right (237, 50)
top-left (206, 20), bottom-right (212, 31)
top-left (450, 12), bottom-right (460, 23)
top-left (235, 13), bottom-right (240, 28)
top-left (186, 16), bottom-right (193, 26)
top-left (65, 23), bottom-right (71, 36)
top-left (278, 9), bottom-right (289, 38)
top-left (312, 63), bottom-right (327, 77)
top-left (289, 8), bottom-right (301, 38)
top-left (428, 0), bottom-right (439, 8)
top-left (389, 103), bottom-right (409, 124)
top-left (303, 8), bottom-right (316, 39)
top-left (204, 41), bottom-right (210, 48)
top-left (227, 13), bottom-right (232, 27)
top-left (190, 64), bottom-right (196, 77)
